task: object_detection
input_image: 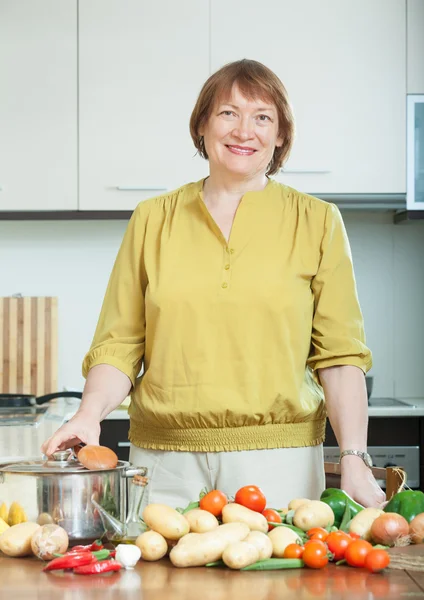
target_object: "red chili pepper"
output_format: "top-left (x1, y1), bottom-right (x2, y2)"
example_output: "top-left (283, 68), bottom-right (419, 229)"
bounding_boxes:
top-left (73, 559), bottom-right (122, 575)
top-left (43, 552), bottom-right (95, 572)
top-left (90, 539), bottom-right (104, 551)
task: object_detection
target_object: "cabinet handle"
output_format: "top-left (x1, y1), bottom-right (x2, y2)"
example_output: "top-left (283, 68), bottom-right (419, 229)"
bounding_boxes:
top-left (117, 442), bottom-right (131, 448)
top-left (116, 186), bottom-right (167, 192)
top-left (280, 169), bottom-right (331, 174)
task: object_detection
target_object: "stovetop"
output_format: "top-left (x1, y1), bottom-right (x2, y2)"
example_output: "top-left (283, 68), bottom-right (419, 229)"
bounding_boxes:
top-left (368, 397), bottom-right (417, 408)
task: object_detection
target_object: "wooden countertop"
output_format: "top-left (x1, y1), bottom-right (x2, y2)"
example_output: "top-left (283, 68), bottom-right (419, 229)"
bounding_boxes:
top-left (2, 546), bottom-right (424, 600)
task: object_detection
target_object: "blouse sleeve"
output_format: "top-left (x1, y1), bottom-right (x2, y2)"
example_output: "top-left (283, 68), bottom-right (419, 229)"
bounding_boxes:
top-left (82, 202), bottom-right (149, 387)
top-left (306, 203), bottom-right (372, 377)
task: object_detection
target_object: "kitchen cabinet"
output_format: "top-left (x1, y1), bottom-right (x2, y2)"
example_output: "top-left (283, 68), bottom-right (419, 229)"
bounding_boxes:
top-left (100, 419), bottom-right (130, 462)
top-left (210, 0), bottom-right (406, 196)
top-left (0, 0), bottom-right (77, 211)
top-left (407, 0), bottom-right (424, 94)
top-left (78, 0), bottom-right (209, 212)
top-left (407, 95), bottom-right (424, 209)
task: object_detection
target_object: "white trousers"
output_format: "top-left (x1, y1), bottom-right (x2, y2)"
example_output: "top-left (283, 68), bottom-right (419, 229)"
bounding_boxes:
top-left (129, 444), bottom-right (325, 511)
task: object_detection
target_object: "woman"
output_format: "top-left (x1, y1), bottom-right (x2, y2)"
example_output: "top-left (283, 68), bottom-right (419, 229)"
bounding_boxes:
top-left (42, 59), bottom-right (385, 509)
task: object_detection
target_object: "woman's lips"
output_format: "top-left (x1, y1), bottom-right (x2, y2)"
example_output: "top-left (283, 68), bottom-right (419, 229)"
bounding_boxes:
top-left (226, 145), bottom-right (257, 156)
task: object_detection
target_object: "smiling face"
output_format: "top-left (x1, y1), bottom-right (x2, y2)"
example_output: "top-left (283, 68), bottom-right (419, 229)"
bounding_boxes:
top-left (199, 84), bottom-right (284, 181)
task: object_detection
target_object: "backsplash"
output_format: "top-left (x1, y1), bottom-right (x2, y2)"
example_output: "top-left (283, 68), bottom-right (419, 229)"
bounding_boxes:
top-left (1, 212), bottom-right (423, 399)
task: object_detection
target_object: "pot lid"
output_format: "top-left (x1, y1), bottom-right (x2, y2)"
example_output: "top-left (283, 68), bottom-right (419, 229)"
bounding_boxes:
top-left (0, 450), bottom-right (128, 474)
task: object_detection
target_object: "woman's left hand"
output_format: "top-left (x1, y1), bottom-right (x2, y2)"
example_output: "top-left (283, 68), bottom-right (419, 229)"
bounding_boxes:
top-left (340, 455), bottom-right (386, 508)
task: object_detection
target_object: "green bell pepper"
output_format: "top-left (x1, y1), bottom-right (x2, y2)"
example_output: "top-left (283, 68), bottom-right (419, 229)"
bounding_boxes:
top-left (320, 488), bottom-right (364, 528)
top-left (384, 490), bottom-right (424, 523)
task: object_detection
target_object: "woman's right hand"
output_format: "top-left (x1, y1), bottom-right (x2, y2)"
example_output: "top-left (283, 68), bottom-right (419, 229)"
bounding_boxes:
top-left (41, 414), bottom-right (101, 457)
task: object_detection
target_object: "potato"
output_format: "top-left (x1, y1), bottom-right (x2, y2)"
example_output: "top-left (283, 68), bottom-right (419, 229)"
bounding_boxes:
top-left (143, 504), bottom-right (190, 541)
top-left (170, 522), bottom-right (250, 567)
top-left (184, 509), bottom-right (219, 533)
top-left (349, 508), bottom-right (384, 542)
top-left (135, 530), bottom-right (168, 562)
top-left (222, 541), bottom-right (259, 569)
top-left (222, 503), bottom-right (268, 533)
top-left (288, 498), bottom-right (311, 511)
top-left (0, 522), bottom-right (40, 557)
top-left (267, 526), bottom-right (301, 557)
top-left (244, 531), bottom-right (273, 560)
top-left (293, 501), bottom-right (334, 531)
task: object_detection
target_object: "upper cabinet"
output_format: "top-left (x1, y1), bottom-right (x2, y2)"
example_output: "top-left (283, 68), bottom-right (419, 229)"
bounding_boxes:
top-left (210, 0), bottom-right (406, 195)
top-left (0, 0), bottom-right (77, 211)
top-left (407, 0), bottom-right (424, 94)
top-left (78, 0), bottom-right (209, 211)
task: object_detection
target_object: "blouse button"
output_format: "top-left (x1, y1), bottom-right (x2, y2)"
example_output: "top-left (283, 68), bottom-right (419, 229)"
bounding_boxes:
top-left (229, 248), bottom-right (235, 254)
top-left (221, 282), bottom-right (228, 289)
top-left (224, 264), bottom-right (230, 270)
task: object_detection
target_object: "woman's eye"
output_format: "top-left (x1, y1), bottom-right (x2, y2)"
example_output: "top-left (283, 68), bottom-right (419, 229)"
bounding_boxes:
top-left (257, 114), bottom-right (271, 122)
top-left (221, 110), bottom-right (235, 116)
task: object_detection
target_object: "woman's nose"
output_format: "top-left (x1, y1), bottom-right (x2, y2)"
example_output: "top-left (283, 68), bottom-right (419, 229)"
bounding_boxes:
top-left (232, 118), bottom-right (254, 140)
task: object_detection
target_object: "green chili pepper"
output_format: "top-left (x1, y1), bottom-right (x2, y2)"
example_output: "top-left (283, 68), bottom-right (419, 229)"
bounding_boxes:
top-left (241, 558), bottom-right (304, 571)
top-left (339, 503), bottom-right (352, 533)
top-left (384, 490), bottom-right (424, 523)
top-left (320, 488), bottom-right (364, 528)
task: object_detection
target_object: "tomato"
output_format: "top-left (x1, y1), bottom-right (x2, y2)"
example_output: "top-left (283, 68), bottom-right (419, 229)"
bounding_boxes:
top-left (326, 531), bottom-right (352, 561)
top-left (307, 527), bottom-right (329, 542)
top-left (304, 539), bottom-right (327, 550)
top-left (364, 549), bottom-right (390, 573)
top-left (283, 543), bottom-right (304, 559)
top-left (234, 485), bottom-right (266, 513)
top-left (262, 509), bottom-right (282, 531)
top-left (302, 540), bottom-right (329, 569)
top-left (349, 532), bottom-right (361, 540)
top-left (199, 490), bottom-right (228, 517)
top-left (344, 540), bottom-right (373, 568)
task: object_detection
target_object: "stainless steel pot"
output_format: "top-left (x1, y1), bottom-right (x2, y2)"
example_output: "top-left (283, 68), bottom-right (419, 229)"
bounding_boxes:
top-left (0, 450), bottom-right (147, 543)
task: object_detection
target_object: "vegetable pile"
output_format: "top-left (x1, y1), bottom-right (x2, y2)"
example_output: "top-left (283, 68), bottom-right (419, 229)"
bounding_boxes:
top-left (1, 485), bottom-right (423, 577)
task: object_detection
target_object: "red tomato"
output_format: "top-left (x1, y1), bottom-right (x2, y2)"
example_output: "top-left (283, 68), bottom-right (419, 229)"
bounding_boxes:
top-left (283, 543), bottom-right (304, 559)
top-left (364, 549), bottom-right (390, 573)
top-left (304, 539), bottom-right (327, 550)
top-left (262, 508), bottom-right (282, 531)
top-left (234, 485), bottom-right (266, 513)
top-left (349, 532), bottom-right (361, 540)
top-left (345, 540), bottom-right (373, 568)
top-left (326, 531), bottom-right (352, 561)
top-left (199, 490), bottom-right (228, 517)
top-left (307, 527), bottom-right (329, 542)
top-left (302, 540), bottom-right (329, 569)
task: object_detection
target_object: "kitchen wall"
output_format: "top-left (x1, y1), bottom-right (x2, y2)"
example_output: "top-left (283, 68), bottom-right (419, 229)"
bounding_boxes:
top-left (1, 212), bottom-right (424, 399)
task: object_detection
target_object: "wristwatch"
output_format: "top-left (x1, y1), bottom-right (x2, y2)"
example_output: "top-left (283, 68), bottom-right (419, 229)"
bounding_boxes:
top-left (339, 449), bottom-right (373, 469)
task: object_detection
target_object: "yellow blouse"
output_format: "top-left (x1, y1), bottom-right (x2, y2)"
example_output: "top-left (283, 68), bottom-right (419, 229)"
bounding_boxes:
top-left (82, 178), bottom-right (372, 452)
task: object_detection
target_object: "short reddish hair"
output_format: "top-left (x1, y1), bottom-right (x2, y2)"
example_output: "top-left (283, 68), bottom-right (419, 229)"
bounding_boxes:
top-left (190, 59), bottom-right (295, 176)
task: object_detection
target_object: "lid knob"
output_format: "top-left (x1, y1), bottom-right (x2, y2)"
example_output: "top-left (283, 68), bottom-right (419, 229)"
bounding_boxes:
top-left (51, 450), bottom-right (73, 462)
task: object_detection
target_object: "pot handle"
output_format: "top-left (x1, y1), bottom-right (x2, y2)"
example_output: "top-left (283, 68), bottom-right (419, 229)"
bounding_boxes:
top-left (124, 466), bottom-right (148, 478)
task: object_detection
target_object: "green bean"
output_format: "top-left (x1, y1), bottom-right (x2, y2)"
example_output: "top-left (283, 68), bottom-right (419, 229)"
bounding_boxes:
top-left (241, 558), bottom-right (304, 571)
top-left (182, 501), bottom-right (200, 514)
top-left (205, 560), bottom-right (225, 567)
top-left (266, 522), bottom-right (306, 539)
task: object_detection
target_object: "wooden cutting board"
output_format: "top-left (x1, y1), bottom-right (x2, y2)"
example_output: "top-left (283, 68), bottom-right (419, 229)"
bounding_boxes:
top-left (0, 296), bottom-right (58, 396)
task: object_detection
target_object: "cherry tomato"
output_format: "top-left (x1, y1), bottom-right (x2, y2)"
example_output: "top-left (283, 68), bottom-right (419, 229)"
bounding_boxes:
top-left (302, 540), bottom-right (329, 569)
top-left (344, 540), bottom-right (373, 568)
top-left (349, 532), bottom-right (361, 540)
top-left (304, 539), bottom-right (327, 550)
top-left (283, 543), bottom-right (304, 559)
top-left (326, 531), bottom-right (352, 561)
top-left (199, 490), bottom-right (228, 517)
top-left (262, 508), bottom-right (282, 531)
top-left (307, 527), bottom-right (329, 542)
top-left (234, 485), bottom-right (266, 513)
top-left (364, 549), bottom-right (390, 573)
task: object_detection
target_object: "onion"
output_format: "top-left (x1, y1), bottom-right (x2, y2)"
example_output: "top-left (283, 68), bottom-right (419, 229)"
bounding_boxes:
top-left (371, 513), bottom-right (410, 547)
top-left (31, 524), bottom-right (69, 560)
top-left (409, 513), bottom-right (424, 544)
top-left (78, 445), bottom-right (118, 470)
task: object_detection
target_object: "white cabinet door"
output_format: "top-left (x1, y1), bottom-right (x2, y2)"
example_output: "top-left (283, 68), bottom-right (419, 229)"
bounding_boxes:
top-left (211, 0), bottom-right (406, 195)
top-left (79, 0), bottom-right (209, 211)
top-left (407, 0), bottom-right (424, 94)
top-left (0, 0), bottom-right (77, 211)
